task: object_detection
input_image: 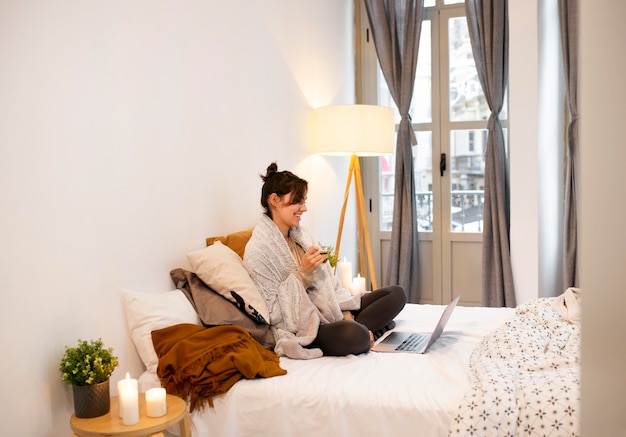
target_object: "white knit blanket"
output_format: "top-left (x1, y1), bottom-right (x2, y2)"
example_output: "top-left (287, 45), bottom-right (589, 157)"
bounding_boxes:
top-left (244, 215), bottom-right (358, 359)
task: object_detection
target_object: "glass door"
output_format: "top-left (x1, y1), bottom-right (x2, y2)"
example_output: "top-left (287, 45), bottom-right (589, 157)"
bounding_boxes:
top-left (359, 1), bottom-right (506, 305)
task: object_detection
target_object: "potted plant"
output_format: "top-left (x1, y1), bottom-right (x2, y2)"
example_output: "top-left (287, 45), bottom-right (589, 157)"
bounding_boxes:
top-left (59, 338), bottom-right (119, 418)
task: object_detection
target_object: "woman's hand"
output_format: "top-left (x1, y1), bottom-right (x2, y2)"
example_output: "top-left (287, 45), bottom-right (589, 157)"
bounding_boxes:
top-left (300, 245), bottom-right (326, 273)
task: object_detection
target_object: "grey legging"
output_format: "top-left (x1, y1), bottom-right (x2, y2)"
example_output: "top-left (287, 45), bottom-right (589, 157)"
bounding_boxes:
top-left (309, 285), bottom-right (406, 356)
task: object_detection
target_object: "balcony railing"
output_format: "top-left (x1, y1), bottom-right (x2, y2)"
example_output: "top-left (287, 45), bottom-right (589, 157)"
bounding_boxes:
top-left (450, 189), bottom-right (484, 232)
top-left (381, 190), bottom-right (484, 232)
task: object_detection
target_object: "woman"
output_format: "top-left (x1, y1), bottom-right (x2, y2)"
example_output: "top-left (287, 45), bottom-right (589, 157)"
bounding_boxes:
top-left (244, 162), bottom-right (406, 359)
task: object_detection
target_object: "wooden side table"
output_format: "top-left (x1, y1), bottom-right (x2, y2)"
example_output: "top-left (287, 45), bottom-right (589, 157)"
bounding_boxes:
top-left (70, 393), bottom-right (190, 437)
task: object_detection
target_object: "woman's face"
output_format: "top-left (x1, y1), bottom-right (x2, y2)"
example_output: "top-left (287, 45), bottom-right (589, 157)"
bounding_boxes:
top-left (271, 191), bottom-right (307, 234)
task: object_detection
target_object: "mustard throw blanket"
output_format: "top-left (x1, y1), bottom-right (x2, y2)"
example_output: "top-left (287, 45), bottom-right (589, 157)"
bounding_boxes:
top-left (151, 323), bottom-right (287, 411)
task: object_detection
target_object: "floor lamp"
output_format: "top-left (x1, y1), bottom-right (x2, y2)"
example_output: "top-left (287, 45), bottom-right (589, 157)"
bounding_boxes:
top-left (313, 104), bottom-right (395, 291)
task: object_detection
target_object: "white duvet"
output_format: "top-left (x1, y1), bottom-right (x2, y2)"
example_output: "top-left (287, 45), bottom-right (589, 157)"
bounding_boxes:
top-left (449, 296), bottom-right (581, 437)
top-left (141, 303), bottom-right (515, 437)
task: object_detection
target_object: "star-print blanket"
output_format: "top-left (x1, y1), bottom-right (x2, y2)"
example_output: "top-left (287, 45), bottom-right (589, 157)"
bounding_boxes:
top-left (448, 296), bottom-right (580, 436)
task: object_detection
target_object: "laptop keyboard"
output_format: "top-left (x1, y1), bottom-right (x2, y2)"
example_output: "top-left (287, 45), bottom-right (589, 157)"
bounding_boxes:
top-left (396, 333), bottom-right (428, 352)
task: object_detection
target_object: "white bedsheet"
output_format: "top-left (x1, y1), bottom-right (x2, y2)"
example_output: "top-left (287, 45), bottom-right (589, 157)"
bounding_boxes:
top-left (146, 303), bottom-right (514, 437)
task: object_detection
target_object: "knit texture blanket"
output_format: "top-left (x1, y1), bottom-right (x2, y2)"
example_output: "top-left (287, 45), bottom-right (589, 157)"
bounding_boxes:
top-left (243, 214), bottom-right (358, 359)
top-left (151, 323), bottom-right (287, 411)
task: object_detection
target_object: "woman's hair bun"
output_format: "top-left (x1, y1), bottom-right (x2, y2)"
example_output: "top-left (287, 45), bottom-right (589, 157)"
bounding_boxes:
top-left (261, 162), bottom-right (279, 182)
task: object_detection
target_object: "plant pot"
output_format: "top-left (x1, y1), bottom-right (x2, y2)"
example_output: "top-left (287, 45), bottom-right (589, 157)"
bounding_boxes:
top-left (72, 379), bottom-right (111, 418)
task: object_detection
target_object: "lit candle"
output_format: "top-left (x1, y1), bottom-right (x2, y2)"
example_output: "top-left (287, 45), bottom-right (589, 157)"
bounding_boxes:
top-left (119, 374), bottom-right (139, 426)
top-left (145, 387), bottom-right (167, 417)
top-left (339, 257), bottom-right (353, 290)
top-left (117, 372), bottom-right (138, 418)
top-left (351, 274), bottom-right (366, 296)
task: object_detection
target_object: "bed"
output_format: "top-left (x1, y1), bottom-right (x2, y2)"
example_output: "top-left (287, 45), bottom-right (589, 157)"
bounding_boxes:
top-left (121, 231), bottom-right (581, 437)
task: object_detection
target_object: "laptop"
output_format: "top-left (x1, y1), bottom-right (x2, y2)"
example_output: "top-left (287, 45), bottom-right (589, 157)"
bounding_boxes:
top-left (371, 295), bottom-right (461, 354)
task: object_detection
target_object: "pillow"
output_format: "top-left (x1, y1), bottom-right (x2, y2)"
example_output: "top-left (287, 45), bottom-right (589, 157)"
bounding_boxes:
top-left (205, 228), bottom-right (253, 259)
top-left (186, 241), bottom-right (269, 325)
top-left (171, 268), bottom-right (275, 349)
top-left (122, 288), bottom-right (201, 374)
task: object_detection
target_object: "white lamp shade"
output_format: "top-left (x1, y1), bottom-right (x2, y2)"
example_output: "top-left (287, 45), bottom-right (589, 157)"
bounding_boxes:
top-left (313, 104), bottom-right (395, 156)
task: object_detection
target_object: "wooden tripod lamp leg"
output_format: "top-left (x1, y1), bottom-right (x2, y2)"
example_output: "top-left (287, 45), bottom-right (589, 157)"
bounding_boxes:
top-left (335, 155), bottom-right (378, 291)
top-left (334, 157), bottom-right (356, 262)
top-left (353, 158), bottom-right (367, 283)
top-left (353, 156), bottom-right (378, 291)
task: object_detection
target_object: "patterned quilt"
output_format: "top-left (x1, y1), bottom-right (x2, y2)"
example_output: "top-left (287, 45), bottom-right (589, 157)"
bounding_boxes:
top-left (448, 296), bottom-right (581, 437)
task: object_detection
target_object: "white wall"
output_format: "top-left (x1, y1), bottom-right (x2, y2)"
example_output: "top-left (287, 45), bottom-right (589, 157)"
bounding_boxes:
top-left (0, 1), bottom-right (356, 436)
top-left (509, 0), bottom-right (540, 304)
top-left (536, 0), bottom-right (565, 298)
top-left (510, 0), bottom-right (565, 304)
top-left (579, 1), bottom-right (626, 434)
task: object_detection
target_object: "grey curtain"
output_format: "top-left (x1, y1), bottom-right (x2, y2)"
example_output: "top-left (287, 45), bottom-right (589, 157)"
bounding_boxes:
top-left (559, 0), bottom-right (579, 289)
top-left (364, 0), bottom-right (424, 303)
top-left (466, 0), bottom-right (516, 307)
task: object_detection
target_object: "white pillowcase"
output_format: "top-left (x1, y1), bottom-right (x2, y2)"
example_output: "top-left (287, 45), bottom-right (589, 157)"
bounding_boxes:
top-left (122, 288), bottom-right (201, 374)
top-left (186, 241), bottom-right (270, 325)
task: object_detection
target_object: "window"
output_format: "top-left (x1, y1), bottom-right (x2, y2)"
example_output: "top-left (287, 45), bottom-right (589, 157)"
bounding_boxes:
top-left (357, 0), bottom-right (509, 305)
top-left (373, 1), bottom-right (508, 233)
